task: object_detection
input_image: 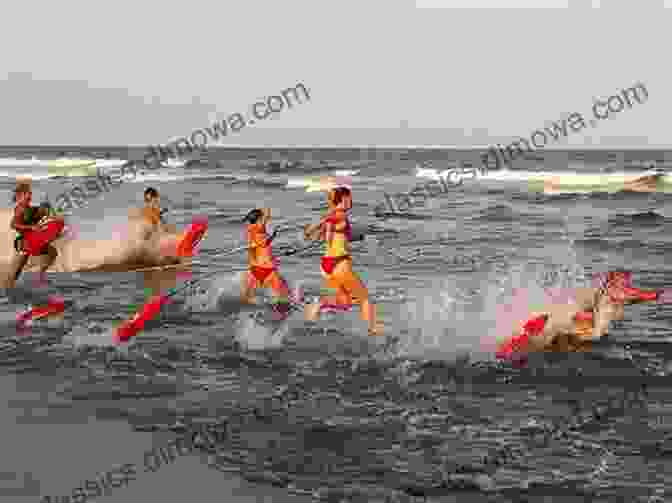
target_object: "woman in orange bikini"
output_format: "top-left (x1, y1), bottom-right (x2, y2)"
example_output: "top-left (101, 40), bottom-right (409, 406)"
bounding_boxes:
top-left (303, 187), bottom-right (380, 335)
top-left (241, 208), bottom-right (292, 317)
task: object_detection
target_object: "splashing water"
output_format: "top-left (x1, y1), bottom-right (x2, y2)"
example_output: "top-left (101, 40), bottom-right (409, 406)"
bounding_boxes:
top-left (392, 220), bottom-right (592, 364)
top-left (65, 213), bottom-right (135, 241)
top-left (476, 260), bottom-right (592, 361)
top-left (395, 276), bottom-right (491, 362)
top-left (235, 314), bottom-right (289, 352)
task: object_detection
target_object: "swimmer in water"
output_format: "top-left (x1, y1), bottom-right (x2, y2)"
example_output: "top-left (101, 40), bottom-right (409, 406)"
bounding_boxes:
top-left (569, 271), bottom-right (660, 343)
top-left (303, 186), bottom-right (380, 335)
top-left (241, 208), bottom-right (292, 317)
top-left (6, 181), bottom-right (63, 288)
top-left (499, 271), bottom-right (661, 357)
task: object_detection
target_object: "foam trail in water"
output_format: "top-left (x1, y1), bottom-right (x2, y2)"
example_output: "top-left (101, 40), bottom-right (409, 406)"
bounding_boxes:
top-left (63, 322), bottom-right (119, 348)
top-left (183, 272), bottom-right (247, 313)
top-left (64, 212), bottom-right (134, 241)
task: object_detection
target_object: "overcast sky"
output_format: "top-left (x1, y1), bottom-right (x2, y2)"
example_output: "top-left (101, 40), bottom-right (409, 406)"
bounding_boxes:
top-left (0, 0), bottom-right (668, 147)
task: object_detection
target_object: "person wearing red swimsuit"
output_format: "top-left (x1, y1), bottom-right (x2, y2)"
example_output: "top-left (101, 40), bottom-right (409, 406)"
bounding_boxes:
top-left (573, 271), bottom-right (661, 337)
top-left (497, 270), bottom-right (665, 359)
top-left (6, 181), bottom-right (63, 288)
top-left (241, 208), bottom-right (291, 316)
top-left (303, 187), bottom-right (380, 335)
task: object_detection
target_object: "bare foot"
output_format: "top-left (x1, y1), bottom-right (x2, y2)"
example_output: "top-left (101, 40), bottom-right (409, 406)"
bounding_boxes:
top-left (368, 320), bottom-right (384, 336)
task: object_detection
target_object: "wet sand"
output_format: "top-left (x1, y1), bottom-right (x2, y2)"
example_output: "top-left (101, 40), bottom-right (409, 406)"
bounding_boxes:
top-left (0, 371), bottom-right (311, 502)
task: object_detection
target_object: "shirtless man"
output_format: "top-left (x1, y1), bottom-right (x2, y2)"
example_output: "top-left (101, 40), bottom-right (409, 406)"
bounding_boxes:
top-left (139, 187), bottom-right (175, 233)
top-left (499, 271), bottom-right (661, 356)
top-left (6, 182), bottom-right (63, 288)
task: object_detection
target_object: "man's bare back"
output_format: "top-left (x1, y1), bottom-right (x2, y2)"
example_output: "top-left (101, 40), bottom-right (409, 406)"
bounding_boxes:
top-left (502, 273), bottom-right (659, 355)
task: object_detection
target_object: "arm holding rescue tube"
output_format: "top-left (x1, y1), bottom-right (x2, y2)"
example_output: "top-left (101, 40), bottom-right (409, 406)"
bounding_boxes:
top-left (10, 207), bottom-right (37, 233)
top-left (591, 295), bottom-right (618, 340)
top-left (304, 215), bottom-right (331, 241)
top-left (304, 223), bottom-right (322, 241)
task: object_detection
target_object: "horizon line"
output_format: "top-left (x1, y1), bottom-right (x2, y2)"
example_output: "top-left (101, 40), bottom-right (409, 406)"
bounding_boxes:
top-left (0, 144), bottom-right (669, 151)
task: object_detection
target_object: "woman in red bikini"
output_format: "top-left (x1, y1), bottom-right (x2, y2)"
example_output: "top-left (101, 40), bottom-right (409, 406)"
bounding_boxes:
top-left (303, 187), bottom-right (380, 335)
top-left (241, 208), bottom-right (291, 316)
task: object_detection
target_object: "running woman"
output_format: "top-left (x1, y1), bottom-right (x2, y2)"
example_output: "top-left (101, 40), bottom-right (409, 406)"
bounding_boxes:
top-left (303, 186), bottom-right (380, 335)
top-left (241, 208), bottom-right (292, 317)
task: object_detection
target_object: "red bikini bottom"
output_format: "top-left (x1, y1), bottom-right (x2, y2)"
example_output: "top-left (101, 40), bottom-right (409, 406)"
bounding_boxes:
top-left (250, 266), bottom-right (275, 284)
top-left (320, 255), bottom-right (351, 275)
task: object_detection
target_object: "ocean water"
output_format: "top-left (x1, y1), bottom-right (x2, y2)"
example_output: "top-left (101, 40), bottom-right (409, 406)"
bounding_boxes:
top-left (2, 146), bottom-right (672, 502)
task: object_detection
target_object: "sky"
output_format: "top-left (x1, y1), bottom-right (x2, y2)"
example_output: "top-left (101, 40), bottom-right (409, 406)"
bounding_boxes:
top-left (0, 0), bottom-right (669, 147)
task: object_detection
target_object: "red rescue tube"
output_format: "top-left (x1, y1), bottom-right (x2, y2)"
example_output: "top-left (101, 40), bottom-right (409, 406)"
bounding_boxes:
top-left (16, 296), bottom-right (66, 327)
top-left (175, 217), bottom-right (208, 257)
top-left (496, 314), bottom-right (548, 360)
top-left (622, 287), bottom-right (659, 302)
top-left (574, 311), bottom-right (594, 322)
top-left (21, 220), bottom-right (65, 256)
top-left (114, 294), bottom-right (171, 344)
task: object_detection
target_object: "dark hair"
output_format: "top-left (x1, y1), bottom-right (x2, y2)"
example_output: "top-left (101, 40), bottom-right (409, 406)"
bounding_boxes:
top-left (607, 271), bottom-right (629, 280)
top-left (243, 209), bottom-right (263, 224)
top-left (144, 187), bottom-right (159, 200)
top-left (13, 181), bottom-right (31, 202)
top-left (330, 187), bottom-right (351, 205)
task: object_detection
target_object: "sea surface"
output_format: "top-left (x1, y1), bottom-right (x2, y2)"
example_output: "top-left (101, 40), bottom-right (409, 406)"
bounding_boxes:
top-left (1, 146), bottom-right (672, 502)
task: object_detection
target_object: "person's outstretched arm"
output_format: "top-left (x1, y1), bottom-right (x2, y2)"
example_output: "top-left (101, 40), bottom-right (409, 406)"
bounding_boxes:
top-left (622, 286), bottom-right (659, 303)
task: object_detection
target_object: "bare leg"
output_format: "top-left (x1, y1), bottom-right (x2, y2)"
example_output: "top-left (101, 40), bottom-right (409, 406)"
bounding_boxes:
top-left (4, 252), bottom-right (30, 288)
top-left (336, 268), bottom-right (380, 335)
top-left (270, 272), bottom-right (291, 303)
top-left (335, 287), bottom-right (351, 306)
top-left (240, 272), bottom-right (256, 304)
top-left (304, 302), bottom-right (321, 321)
top-left (39, 245), bottom-right (58, 274)
top-left (305, 277), bottom-right (334, 321)
top-left (361, 298), bottom-right (380, 335)
top-left (269, 273), bottom-right (294, 319)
